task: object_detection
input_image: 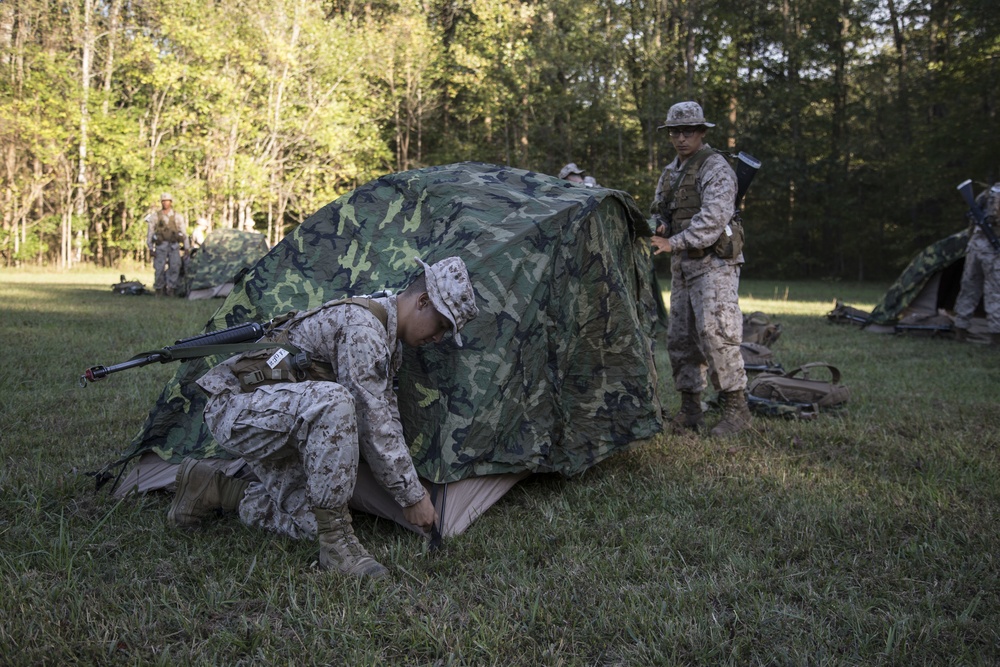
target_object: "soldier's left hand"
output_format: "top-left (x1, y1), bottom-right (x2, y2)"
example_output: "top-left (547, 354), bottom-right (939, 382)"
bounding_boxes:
top-left (651, 236), bottom-right (672, 255)
top-left (402, 491), bottom-right (438, 531)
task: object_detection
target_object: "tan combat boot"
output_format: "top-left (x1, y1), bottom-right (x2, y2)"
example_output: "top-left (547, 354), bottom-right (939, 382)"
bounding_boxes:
top-left (168, 458), bottom-right (249, 527)
top-left (314, 507), bottom-right (388, 578)
top-left (669, 391), bottom-right (705, 434)
top-left (710, 390), bottom-right (752, 437)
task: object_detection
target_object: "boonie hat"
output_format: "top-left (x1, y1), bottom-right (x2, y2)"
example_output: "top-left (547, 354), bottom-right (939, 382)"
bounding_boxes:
top-left (160, 193), bottom-right (173, 201)
top-left (415, 256), bottom-right (479, 346)
top-left (558, 163), bottom-right (585, 180)
top-left (657, 101), bottom-right (715, 129)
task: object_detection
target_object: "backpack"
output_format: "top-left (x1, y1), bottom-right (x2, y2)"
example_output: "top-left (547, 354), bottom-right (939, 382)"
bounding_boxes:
top-left (742, 311), bottom-right (782, 347)
top-left (740, 342), bottom-right (783, 373)
top-left (111, 274), bottom-right (146, 295)
top-left (747, 362), bottom-right (849, 419)
top-left (826, 300), bottom-right (870, 326)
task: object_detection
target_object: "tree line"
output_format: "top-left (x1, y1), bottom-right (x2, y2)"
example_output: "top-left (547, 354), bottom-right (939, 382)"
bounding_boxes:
top-left (2, 0), bottom-right (997, 279)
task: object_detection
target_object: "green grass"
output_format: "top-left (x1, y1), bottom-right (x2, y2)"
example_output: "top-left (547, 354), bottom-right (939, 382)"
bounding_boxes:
top-left (1, 268), bottom-right (998, 665)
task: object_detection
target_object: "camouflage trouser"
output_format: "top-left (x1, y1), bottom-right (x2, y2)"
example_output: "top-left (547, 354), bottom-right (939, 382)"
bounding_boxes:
top-left (668, 263), bottom-right (747, 394)
top-left (954, 237), bottom-right (1000, 333)
top-left (152, 241), bottom-right (182, 291)
top-left (202, 382), bottom-right (360, 541)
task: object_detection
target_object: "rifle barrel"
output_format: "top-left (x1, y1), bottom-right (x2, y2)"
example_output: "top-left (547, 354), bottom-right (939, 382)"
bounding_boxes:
top-left (79, 321), bottom-right (265, 387)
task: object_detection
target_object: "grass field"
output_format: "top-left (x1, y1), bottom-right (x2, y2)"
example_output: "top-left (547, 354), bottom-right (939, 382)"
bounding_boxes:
top-left (1, 266), bottom-right (998, 666)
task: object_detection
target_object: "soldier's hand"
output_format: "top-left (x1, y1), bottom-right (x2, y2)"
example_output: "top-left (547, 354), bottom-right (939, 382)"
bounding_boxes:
top-left (651, 235), bottom-right (672, 255)
top-left (402, 491), bottom-right (438, 531)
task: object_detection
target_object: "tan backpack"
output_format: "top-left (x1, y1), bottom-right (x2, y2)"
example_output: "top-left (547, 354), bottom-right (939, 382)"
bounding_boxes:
top-left (740, 342), bottom-right (783, 373)
top-left (742, 311), bottom-right (783, 347)
top-left (747, 362), bottom-right (850, 418)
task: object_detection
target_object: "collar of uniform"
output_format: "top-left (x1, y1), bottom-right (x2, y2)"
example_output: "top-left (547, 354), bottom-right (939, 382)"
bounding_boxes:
top-left (672, 142), bottom-right (713, 171)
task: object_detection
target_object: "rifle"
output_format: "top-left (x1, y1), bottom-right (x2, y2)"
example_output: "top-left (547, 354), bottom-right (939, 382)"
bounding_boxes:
top-left (79, 321), bottom-right (266, 386)
top-left (956, 179), bottom-right (1000, 252)
top-left (744, 361), bottom-right (785, 373)
top-left (894, 323), bottom-right (953, 334)
top-left (838, 313), bottom-right (869, 325)
top-left (733, 151), bottom-right (762, 211)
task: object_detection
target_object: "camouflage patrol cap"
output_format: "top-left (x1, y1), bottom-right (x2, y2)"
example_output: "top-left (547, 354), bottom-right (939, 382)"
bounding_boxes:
top-left (160, 193), bottom-right (173, 201)
top-left (415, 256), bottom-right (479, 346)
top-left (558, 163), bottom-right (585, 180)
top-left (657, 101), bottom-right (715, 129)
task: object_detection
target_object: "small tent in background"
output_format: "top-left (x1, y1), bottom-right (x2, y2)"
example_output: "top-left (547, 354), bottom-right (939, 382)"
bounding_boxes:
top-left (101, 162), bottom-right (665, 538)
top-left (183, 228), bottom-right (269, 300)
top-left (863, 229), bottom-right (989, 341)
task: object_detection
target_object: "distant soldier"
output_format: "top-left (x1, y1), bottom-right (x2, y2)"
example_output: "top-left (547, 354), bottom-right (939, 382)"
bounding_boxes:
top-left (954, 182), bottom-right (1000, 345)
top-left (558, 163), bottom-right (586, 184)
top-left (146, 193), bottom-right (188, 297)
top-left (168, 256), bottom-right (479, 579)
top-left (190, 218), bottom-right (211, 250)
top-left (649, 101), bottom-right (750, 437)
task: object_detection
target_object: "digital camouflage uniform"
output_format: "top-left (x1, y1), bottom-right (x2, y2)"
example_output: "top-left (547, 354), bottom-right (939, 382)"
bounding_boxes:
top-left (954, 183), bottom-right (1000, 335)
top-left (147, 198), bottom-right (188, 294)
top-left (196, 295), bottom-right (426, 540)
top-left (651, 145), bottom-right (746, 395)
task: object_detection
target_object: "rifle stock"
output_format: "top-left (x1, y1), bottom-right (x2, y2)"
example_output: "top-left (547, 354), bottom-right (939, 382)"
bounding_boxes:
top-left (734, 151), bottom-right (761, 210)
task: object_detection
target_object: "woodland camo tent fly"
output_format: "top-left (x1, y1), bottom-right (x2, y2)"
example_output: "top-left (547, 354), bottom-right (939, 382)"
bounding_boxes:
top-left (183, 228), bottom-right (269, 300)
top-left (101, 162), bottom-right (665, 537)
top-left (864, 229), bottom-right (991, 342)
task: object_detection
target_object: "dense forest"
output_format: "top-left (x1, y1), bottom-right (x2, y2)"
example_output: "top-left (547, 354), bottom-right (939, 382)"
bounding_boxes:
top-left (1, 0), bottom-right (997, 279)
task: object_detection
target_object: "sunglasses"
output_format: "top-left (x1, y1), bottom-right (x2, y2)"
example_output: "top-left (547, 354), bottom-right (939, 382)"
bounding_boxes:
top-left (667, 127), bottom-right (701, 138)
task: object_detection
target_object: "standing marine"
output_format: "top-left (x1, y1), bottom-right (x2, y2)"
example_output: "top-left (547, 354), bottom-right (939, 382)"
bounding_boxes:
top-left (146, 193), bottom-right (188, 297)
top-left (649, 101), bottom-right (751, 437)
top-left (954, 182), bottom-right (1000, 345)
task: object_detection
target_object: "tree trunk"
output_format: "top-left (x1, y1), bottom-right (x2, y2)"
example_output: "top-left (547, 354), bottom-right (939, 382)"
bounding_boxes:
top-left (74, 0), bottom-right (95, 268)
top-left (101, 0), bottom-right (123, 116)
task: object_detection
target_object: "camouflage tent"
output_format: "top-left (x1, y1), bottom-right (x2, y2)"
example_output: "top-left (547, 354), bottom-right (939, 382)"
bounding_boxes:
top-left (183, 228), bottom-right (269, 300)
top-left (865, 230), bottom-right (975, 335)
top-left (105, 162), bottom-right (665, 536)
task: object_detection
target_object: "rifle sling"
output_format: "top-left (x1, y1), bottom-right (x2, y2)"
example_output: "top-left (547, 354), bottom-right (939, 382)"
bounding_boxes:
top-left (130, 297), bottom-right (390, 364)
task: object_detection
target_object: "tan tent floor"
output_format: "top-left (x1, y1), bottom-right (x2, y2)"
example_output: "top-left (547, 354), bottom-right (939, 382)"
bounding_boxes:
top-left (114, 451), bottom-right (527, 539)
